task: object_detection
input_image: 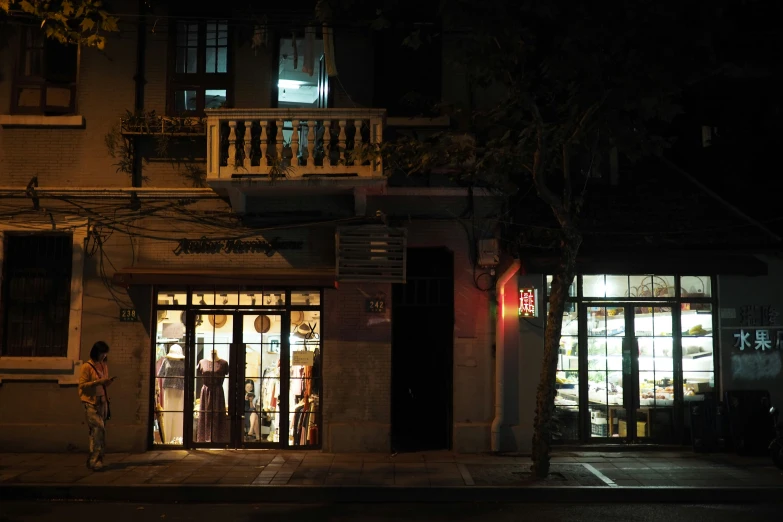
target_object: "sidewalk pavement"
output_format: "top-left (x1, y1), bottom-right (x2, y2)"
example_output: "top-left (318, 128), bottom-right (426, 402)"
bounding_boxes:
top-left (1, 450), bottom-right (783, 504)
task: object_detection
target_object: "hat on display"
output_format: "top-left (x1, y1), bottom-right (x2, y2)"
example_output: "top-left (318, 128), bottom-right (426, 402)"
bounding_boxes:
top-left (254, 315), bottom-right (271, 334)
top-left (290, 311), bottom-right (304, 327)
top-left (208, 314), bottom-right (228, 329)
top-left (167, 344), bottom-right (185, 359)
top-left (293, 323), bottom-right (317, 339)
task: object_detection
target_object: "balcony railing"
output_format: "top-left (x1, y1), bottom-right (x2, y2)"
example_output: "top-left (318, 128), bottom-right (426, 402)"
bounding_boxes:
top-left (206, 108), bottom-right (386, 181)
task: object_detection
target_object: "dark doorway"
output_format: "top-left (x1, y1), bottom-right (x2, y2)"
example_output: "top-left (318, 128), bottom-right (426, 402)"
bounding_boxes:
top-left (391, 247), bottom-right (454, 452)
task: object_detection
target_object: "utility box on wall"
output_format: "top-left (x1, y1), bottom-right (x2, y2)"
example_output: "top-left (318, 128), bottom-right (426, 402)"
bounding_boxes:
top-left (477, 239), bottom-right (500, 267)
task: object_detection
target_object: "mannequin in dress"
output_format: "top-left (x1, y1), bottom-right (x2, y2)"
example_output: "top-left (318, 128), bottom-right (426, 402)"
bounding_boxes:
top-left (196, 348), bottom-right (229, 443)
top-left (159, 344), bottom-right (185, 444)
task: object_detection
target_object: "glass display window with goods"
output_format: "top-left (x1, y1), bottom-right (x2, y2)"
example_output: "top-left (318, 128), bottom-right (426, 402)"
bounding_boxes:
top-left (151, 288), bottom-right (322, 449)
top-left (548, 274), bottom-right (715, 444)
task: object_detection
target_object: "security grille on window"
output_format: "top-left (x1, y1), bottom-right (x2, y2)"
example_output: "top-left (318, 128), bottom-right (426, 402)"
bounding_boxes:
top-left (168, 19), bottom-right (232, 115)
top-left (12, 27), bottom-right (79, 115)
top-left (1, 234), bottom-right (72, 357)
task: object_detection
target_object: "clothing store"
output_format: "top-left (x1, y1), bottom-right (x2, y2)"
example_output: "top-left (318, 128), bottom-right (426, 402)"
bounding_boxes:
top-left (151, 287), bottom-right (322, 449)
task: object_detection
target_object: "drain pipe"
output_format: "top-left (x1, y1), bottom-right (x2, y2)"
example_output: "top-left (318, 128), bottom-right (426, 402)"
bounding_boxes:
top-left (491, 259), bottom-right (521, 452)
top-left (131, 0), bottom-right (148, 188)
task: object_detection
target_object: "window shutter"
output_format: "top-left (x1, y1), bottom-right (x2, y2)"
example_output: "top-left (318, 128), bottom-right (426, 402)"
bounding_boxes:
top-left (336, 226), bottom-right (406, 283)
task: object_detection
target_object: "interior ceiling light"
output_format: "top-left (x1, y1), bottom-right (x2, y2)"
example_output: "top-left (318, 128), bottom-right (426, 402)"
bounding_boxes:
top-left (278, 79), bottom-right (303, 90)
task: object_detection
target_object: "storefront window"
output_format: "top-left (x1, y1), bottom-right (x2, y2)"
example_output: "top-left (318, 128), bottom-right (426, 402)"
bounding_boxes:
top-left (544, 273), bottom-right (717, 444)
top-left (546, 275), bottom-right (576, 298)
top-left (636, 306), bottom-right (674, 439)
top-left (291, 291), bottom-right (320, 306)
top-left (681, 302), bottom-right (714, 394)
top-left (554, 308), bottom-right (579, 440)
top-left (153, 309), bottom-right (187, 446)
top-left (150, 287), bottom-right (322, 449)
top-left (628, 275), bottom-right (675, 299)
top-left (586, 306), bottom-right (624, 438)
top-left (157, 291), bottom-right (188, 306)
top-left (289, 310), bottom-right (321, 446)
top-left (681, 276), bottom-right (712, 298)
top-left (583, 275), bottom-right (630, 298)
top-left (241, 313), bottom-right (282, 443)
top-left (191, 290), bottom-right (216, 306)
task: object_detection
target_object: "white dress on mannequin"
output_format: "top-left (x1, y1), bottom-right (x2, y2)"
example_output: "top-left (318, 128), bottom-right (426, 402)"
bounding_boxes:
top-left (160, 355), bottom-right (185, 443)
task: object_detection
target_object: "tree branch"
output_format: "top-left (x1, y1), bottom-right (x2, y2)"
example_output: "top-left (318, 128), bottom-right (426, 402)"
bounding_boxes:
top-left (528, 99), bottom-right (562, 212)
top-left (567, 93), bottom-right (608, 144)
top-left (562, 143), bottom-right (571, 212)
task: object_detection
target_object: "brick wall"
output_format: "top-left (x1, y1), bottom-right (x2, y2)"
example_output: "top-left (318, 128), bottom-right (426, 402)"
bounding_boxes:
top-left (322, 282), bottom-right (392, 452)
top-left (0, 227), bottom-right (150, 452)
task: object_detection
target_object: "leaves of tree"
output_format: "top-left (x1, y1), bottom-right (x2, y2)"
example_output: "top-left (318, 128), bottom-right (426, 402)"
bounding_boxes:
top-left (1, 0), bottom-right (119, 48)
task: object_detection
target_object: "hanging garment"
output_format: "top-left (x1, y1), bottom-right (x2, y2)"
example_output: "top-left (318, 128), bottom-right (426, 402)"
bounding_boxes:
top-left (196, 359), bottom-right (230, 443)
top-left (292, 403), bottom-right (304, 444)
top-left (312, 349), bottom-right (321, 392)
top-left (292, 32), bottom-right (299, 70)
top-left (155, 358), bottom-right (166, 408)
top-left (302, 26), bottom-right (316, 76)
top-left (160, 357), bottom-right (185, 442)
top-left (322, 24), bottom-right (338, 77)
top-left (163, 388), bottom-right (184, 442)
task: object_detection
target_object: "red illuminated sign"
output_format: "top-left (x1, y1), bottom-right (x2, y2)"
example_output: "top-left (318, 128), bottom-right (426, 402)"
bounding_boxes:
top-left (519, 288), bottom-right (537, 317)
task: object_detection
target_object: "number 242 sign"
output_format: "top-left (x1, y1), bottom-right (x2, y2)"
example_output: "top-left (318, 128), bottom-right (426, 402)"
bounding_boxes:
top-left (367, 299), bottom-right (386, 313)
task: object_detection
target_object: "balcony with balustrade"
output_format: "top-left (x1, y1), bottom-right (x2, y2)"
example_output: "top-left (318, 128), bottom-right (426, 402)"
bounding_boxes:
top-left (206, 108), bottom-right (387, 194)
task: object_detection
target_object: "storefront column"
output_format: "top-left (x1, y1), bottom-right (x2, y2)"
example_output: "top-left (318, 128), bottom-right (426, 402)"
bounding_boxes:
top-left (492, 260), bottom-right (521, 452)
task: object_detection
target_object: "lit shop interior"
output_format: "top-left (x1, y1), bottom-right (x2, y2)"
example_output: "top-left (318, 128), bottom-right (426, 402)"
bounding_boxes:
top-left (549, 275), bottom-right (715, 443)
top-left (151, 288), bottom-right (322, 449)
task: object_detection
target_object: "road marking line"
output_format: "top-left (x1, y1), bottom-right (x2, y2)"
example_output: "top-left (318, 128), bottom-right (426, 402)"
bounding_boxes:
top-left (582, 463), bottom-right (617, 488)
top-left (456, 463), bottom-right (475, 486)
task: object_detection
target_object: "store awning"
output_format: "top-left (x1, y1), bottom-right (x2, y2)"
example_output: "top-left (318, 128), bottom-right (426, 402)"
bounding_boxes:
top-left (112, 267), bottom-right (338, 288)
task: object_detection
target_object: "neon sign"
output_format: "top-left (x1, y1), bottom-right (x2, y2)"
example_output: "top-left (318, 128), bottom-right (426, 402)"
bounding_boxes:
top-left (519, 288), bottom-right (537, 317)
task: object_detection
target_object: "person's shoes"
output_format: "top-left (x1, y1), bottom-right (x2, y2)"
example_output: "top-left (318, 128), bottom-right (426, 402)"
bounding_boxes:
top-left (89, 461), bottom-right (104, 471)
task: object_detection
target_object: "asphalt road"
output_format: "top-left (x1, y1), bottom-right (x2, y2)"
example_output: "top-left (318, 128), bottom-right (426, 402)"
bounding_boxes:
top-left (1, 502), bottom-right (781, 522)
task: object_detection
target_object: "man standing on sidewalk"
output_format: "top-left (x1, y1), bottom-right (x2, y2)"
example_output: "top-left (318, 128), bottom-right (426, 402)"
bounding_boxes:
top-left (78, 341), bottom-right (116, 471)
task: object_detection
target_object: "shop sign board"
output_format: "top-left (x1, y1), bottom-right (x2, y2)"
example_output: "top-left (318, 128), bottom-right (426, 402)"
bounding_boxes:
top-left (120, 309), bottom-right (138, 322)
top-left (173, 237), bottom-right (304, 256)
top-left (730, 304), bottom-right (782, 351)
top-left (733, 328), bottom-right (783, 351)
top-left (292, 350), bottom-right (314, 366)
top-left (519, 288), bottom-right (537, 317)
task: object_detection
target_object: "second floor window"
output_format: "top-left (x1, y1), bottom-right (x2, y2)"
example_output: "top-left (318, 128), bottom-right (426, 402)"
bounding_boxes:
top-left (168, 20), bottom-right (232, 115)
top-left (12, 28), bottom-right (79, 115)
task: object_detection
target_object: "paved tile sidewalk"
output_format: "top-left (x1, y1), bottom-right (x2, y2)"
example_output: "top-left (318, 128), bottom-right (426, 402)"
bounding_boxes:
top-left (1, 450), bottom-right (782, 489)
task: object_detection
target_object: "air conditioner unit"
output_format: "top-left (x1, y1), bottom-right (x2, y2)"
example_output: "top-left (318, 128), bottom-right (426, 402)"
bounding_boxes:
top-left (477, 238), bottom-right (500, 268)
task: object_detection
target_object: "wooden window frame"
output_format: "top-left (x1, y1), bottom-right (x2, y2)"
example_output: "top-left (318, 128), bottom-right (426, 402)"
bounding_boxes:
top-left (10, 26), bottom-right (79, 115)
top-left (167, 19), bottom-right (234, 116)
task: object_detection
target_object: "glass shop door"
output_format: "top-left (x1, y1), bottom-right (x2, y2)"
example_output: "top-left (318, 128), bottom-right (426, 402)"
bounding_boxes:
top-left (236, 313), bottom-right (284, 447)
top-left (188, 310), bottom-right (237, 448)
top-left (582, 303), bottom-right (677, 443)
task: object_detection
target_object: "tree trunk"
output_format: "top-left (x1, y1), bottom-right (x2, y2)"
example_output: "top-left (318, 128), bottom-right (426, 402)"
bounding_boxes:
top-left (531, 228), bottom-right (581, 478)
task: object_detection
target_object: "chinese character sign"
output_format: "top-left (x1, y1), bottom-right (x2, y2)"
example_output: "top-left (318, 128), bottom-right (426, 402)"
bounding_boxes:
top-left (733, 328), bottom-right (783, 351)
top-left (519, 288), bottom-right (537, 318)
top-left (739, 305), bottom-right (779, 327)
